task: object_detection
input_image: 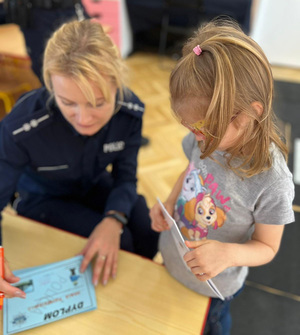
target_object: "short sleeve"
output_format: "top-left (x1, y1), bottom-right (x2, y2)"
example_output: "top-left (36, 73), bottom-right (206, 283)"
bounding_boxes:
top-left (253, 176), bottom-right (295, 225)
top-left (182, 133), bottom-right (196, 160)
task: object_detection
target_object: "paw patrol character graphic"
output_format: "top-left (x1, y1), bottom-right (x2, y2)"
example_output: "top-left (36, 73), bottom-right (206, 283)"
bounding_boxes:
top-left (175, 164), bottom-right (227, 240)
top-left (181, 163), bottom-right (206, 201)
top-left (175, 163), bottom-right (206, 225)
top-left (180, 193), bottom-right (226, 240)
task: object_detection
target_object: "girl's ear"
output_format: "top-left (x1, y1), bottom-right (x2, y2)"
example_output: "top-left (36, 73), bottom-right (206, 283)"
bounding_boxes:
top-left (251, 101), bottom-right (264, 117)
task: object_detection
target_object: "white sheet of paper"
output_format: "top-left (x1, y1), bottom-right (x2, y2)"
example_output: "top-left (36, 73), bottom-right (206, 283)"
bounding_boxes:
top-left (157, 198), bottom-right (224, 300)
top-left (157, 198), bottom-right (190, 270)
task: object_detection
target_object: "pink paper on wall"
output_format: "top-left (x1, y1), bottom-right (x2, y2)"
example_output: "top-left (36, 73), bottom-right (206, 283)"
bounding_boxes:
top-left (82, 0), bottom-right (120, 50)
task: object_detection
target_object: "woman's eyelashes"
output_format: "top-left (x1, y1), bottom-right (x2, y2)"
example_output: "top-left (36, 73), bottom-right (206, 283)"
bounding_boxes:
top-left (61, 100), bottom-right (104, 108)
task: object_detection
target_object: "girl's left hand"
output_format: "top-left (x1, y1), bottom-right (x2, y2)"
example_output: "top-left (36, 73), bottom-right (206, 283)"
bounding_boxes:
top-left (184, 240), bottom-right (231, 281)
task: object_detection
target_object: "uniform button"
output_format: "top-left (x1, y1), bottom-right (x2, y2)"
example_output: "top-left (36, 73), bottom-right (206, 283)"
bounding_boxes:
top-left (127, 102), bottom-right (133, 109)
top-left (30, 119), bottom-right (38, 127)
top-left (133, 104), bottom-right (139, 111)
top-left (23, 123), bottom-right (31, 131)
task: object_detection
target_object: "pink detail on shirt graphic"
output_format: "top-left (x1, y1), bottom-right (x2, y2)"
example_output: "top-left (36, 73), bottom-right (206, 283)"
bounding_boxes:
top-left (175, 163), bottom-right (229, 240)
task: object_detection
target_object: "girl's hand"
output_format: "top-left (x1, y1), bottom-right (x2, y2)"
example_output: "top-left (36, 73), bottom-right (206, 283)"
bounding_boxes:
top-left (184, 240), bottom-right (231, 281)
top-left (184, 223), bottom-right (285, 281)
top-left (79, 217), bottom-right (122, 286)
top-left (150, 201), bottom-right (172, 232)
top-left (0, 260), bottom-right (26, 299)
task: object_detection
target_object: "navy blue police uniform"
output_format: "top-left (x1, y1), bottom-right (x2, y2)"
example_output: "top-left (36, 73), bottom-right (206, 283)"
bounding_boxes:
top-left (0, 87), bottom-right (158, 259)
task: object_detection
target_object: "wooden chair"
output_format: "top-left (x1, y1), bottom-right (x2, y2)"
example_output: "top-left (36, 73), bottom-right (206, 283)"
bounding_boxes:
top-left (0, 53), bottom-right (41, 119)
top-left (0, 24), bottom-right (41, 120)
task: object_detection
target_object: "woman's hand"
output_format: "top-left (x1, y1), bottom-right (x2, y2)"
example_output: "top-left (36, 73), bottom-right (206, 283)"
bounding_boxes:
top-left (150, 201), bottom-right (173, 232)
top-left (184, 240), bottom-right (231, 281)
top-left (0, 259), bottom-right (26, 299)
top-left (79, 217), bottom-right (122, 287)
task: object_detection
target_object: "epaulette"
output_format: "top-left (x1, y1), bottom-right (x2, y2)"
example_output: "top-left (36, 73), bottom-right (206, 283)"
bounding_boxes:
top-left (11, 111), bottom-right (52, 139)
top-left (5, 102), bottom-right (53, 142)
top-left (117, 90), bottom-right (145, 118)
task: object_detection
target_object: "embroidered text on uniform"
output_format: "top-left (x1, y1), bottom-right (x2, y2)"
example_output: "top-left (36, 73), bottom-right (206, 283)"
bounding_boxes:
top-left (103, 141), bottom-right (125, 153)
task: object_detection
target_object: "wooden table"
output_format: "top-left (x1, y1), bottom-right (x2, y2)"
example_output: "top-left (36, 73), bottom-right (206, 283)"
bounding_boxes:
top-left (0, 212), bottom-right (209, 335)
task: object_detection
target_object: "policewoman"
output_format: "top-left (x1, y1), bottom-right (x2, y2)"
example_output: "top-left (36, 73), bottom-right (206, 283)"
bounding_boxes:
top-left (0, 20), bottom-right (158, 299)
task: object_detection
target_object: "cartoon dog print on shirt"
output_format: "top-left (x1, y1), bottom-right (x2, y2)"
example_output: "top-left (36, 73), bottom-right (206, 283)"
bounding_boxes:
top-left (181, 193), bottom-right (226, 240)
top-left (175, 163), bottom-right (226, 240)
top-left (181, 164), bottom-right (205, 201)
top-left (175, 162), bottom-right (206, 226)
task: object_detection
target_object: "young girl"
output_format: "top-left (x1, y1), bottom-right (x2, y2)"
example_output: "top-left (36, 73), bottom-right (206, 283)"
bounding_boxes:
top-left (150, 19), bottom-right (295, 335)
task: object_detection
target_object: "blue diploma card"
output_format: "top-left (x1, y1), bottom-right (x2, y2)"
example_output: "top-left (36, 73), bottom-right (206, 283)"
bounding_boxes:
top-left (3, 255), bottom-right (97, 334)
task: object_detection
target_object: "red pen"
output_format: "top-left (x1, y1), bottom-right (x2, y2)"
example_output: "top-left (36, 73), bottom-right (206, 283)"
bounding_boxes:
top-left (0, 245), bottom-right (4, 309)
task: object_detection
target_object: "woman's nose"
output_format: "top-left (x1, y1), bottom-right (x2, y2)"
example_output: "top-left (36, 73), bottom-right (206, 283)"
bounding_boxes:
top-left (76, 106), bottom-right (92, 125)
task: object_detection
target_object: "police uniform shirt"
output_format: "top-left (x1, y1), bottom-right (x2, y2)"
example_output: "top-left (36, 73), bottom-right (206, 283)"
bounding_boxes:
top-left (0, 87), bottom-right (145, 221)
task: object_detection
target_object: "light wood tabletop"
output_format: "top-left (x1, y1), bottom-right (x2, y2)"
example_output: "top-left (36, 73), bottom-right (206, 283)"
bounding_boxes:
top-left (0, 211), bottom-right (210, 335)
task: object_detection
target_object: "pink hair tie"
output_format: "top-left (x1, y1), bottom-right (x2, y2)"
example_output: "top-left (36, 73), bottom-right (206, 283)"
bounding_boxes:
top-left (193, 45), bottom-right (202, 56)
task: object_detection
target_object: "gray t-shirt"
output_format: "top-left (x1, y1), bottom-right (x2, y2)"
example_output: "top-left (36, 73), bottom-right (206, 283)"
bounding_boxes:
top-left (159, 133), bottom-right (295, 298)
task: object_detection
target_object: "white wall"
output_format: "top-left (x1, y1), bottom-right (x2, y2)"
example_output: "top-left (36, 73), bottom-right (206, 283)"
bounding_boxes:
top-left (120, 0), bottom-right (133, 58)
top-left (251, 0), bottom-right (300, 68)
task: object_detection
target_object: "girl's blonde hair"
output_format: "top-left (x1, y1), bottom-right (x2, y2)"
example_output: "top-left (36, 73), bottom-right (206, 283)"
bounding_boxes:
top-left (43, 19), bottom-right (127, 105)
top-left (170, 19), bottom-right (288, 177)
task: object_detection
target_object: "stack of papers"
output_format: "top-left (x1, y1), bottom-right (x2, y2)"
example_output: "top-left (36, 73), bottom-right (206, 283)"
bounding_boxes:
top-left (157, 198), bottom-right (224, 301)
top-left (3, 255), bottom-right (97, 335)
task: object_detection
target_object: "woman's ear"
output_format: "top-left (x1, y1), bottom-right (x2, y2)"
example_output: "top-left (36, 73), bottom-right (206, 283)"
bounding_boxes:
top-left (251, 101), bottom-right (264, 117)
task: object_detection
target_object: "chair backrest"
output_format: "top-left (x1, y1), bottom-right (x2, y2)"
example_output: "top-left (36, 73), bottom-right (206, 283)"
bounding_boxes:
top-left (0, 23), bottom-right (41, 120)
top-left (0, 53), bottom-right (41, 119)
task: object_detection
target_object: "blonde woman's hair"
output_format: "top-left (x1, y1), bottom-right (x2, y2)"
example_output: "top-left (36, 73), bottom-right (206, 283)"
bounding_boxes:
top-left (43, 19), bottom-right (127, 105)
top-left (170, 19), bottom-right (288, 177)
